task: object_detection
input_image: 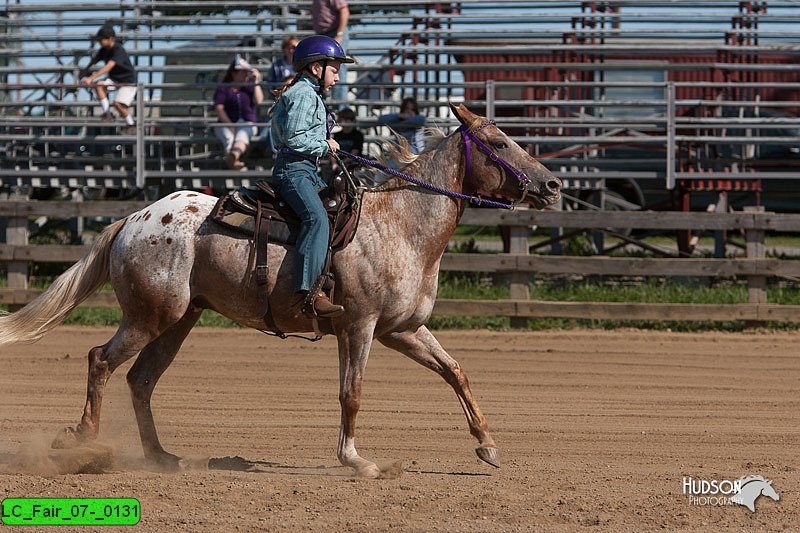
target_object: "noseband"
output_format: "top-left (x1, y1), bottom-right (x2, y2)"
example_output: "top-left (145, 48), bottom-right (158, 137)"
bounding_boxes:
top-left (459, 120), bottom-right (531, 206)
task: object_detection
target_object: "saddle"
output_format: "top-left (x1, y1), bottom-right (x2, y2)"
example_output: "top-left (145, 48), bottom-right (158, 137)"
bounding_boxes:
top-left (211, 175), bottom-right (362, 334)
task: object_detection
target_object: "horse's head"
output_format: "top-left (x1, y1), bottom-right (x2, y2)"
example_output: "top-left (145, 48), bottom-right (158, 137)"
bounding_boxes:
top-left (450, 103), bottom-right (561, 209)
top-left (762, 480), bottom-right (780, 501)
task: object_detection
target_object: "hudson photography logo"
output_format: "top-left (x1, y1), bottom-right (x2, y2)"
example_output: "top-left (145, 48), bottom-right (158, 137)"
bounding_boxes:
top-left (682, 475), bottom-right (780, 512)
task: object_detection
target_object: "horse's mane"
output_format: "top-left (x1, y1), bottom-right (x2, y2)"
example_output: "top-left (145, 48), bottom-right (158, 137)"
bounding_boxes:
top-left (365, 113), bottom-right (486, 187)
top-left (378, 126), bottom-right (447, 165)
top-left (368, 126), bottom-right (448, 186)
top-left (739, 475), bottom-right (767, 486)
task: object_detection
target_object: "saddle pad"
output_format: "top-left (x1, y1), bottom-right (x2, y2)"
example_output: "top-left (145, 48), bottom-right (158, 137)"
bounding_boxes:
top-left (211, 194), bottom-right (299, 245)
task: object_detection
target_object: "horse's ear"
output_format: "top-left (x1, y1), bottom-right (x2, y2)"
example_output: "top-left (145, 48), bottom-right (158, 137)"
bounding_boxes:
top-left (449, 102), bottom-right (479, 127)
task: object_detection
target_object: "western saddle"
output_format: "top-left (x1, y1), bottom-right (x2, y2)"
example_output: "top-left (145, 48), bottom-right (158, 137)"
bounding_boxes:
top-left (211, 173), bottom-right (361, 335)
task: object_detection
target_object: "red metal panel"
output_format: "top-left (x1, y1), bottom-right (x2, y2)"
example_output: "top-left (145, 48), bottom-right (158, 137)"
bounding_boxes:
top-left (459, 49), bottom-right (799, 115)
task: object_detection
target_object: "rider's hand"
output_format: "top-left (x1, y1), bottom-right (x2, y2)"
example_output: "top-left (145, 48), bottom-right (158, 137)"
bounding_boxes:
top-left (327, 138), bottom-right (340, 153)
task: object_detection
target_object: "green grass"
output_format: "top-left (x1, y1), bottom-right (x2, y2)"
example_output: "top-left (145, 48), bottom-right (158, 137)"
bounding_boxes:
top-left (62, 307), bottom-right (242, 328)
top-left (533, 277), bottom-right (750, 304)
top-left (426, 271), bottom-right (800, 332)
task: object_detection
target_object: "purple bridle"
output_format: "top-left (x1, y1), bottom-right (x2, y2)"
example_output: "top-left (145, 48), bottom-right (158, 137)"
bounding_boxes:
top-left (459, 120), bottom-right (531, 206)
top-left (335, 119), bottom-right (534, 210)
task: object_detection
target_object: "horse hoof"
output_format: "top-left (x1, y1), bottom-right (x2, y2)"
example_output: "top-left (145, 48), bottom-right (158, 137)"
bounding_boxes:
top-left (354, 463), bottom-right (382, 479)
top-left (146, 451), bottom-right (182, 472)
top-left (51, 427), bottom-right (81, 449)
top-left (476, 446), bottom-right (500, 468)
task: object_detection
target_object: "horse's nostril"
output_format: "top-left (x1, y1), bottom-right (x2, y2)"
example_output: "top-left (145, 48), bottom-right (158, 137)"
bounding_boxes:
top-left (547, 179), bottom-right (561, 192)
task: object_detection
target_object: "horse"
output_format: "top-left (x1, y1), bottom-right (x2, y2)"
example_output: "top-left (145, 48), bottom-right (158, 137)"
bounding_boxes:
top-left (730, 475), bottom-right (780, 512)
top-left (0, 103), bottom-right (561, 477)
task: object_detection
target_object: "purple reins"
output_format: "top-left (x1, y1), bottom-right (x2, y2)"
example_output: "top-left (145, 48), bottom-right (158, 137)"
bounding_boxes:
top-left (335, 120), bottom-right (533, 210)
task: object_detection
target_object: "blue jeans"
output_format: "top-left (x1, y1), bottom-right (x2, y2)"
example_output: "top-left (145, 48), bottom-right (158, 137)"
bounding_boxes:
top-left (272, 156), bottom-right (330, 292)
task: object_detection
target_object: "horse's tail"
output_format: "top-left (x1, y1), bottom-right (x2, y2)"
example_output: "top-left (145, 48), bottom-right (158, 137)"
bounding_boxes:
top-left (0, 217), bottom-right (127, 347)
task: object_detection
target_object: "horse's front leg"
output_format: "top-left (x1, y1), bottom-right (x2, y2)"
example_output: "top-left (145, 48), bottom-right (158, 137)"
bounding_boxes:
top-left (335, 323), bottom-right (382, 478)
top-left (379, 325), bottom-right (499, 468)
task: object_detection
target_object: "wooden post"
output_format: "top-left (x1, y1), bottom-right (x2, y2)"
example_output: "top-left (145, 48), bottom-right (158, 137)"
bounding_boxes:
top-left (713, 192), bottom-right (728, 258)
top-left (550, 195), bottom-right (564, 255)
top-left (508, 224), bottom-right (530, 329)
top-left (6, 215), bottom-right (28, 311)
top-left (744, 206), bottom-right (766, 325)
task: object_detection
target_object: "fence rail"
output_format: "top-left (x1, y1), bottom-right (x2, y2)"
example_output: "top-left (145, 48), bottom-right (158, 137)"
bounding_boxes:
top-left (2, 200), bottom-right (799, 324)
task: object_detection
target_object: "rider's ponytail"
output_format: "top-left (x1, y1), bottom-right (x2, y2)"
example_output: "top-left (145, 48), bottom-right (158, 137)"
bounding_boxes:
top-left (271, 72), bottom-right (303, 100)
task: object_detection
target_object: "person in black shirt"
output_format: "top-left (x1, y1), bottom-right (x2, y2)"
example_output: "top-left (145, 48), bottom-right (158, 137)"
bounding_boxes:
top-left (334, 107), bottom-right (363, 155)
top-left (79, 25), bottom-right (137, 133)
top-left (331, 107), bottom-right (363, 175)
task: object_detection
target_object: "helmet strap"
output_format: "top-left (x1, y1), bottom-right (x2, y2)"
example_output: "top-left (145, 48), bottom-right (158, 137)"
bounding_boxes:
top-left (317, 59), bottom-right (330, 96)
top-left (303, 59), bottom-right (329, 97)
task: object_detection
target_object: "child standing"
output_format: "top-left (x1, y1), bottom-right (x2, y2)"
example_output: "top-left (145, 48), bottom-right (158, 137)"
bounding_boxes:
top-left (270, 35), bottom-right (354, 318)
top-left (79, 25), bottom-right (137, 134)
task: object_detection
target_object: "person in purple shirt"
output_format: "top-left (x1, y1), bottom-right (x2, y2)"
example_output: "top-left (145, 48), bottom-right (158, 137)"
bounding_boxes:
top-left (213, 55), bottom-right (264, 170)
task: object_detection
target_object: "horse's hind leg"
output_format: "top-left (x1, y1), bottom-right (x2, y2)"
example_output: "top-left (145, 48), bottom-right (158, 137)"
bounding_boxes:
top-left (378, 326), bottom-right (499, 468)
top-left (52, 318), bottom-right (158, 449)
top-left (126, 306), bottom-right (202, 470)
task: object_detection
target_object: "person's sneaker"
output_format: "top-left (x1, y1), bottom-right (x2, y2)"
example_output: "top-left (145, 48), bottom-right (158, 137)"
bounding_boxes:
top-left (120, 125), bottom-right (137, 135)
top-left (100, 111), bottom-right (115, 122)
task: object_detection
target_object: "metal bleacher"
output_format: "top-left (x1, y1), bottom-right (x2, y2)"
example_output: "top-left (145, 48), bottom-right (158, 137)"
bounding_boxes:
top-left (1, 0), bottom-right (799, 210)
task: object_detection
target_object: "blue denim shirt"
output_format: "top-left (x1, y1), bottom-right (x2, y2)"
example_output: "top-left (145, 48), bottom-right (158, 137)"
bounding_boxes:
top-left (271, 76), bottom-right (329, 158)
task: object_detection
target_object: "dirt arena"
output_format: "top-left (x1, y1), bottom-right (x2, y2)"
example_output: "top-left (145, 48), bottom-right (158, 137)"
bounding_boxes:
top-left (1, 326), bottom-right (797, 531)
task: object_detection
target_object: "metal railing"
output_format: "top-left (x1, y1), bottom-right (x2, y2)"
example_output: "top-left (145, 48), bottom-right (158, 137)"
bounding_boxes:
top-left (0, 78), bottom-right (798, 194)
top-left (1, 0), bottom-right (799, 202)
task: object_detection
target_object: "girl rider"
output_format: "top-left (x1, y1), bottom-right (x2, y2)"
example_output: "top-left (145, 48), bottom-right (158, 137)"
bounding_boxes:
top-left (270, 35), bottom-right (354, 319)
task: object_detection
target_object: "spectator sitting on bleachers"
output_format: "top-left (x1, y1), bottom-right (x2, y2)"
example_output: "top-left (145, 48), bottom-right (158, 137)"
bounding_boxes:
top-left (213, 55), bottom-right (264, 170)
top-left (334, 107), bottom-right (363, 157)
top-left (377, 97), bottom-right (426, 154)
top-left (79, 25), bottom-right (137, 135)
top-left (328, 106), bottom-right (363, 176)
top-left (267, 35), bottom-right (299, 100)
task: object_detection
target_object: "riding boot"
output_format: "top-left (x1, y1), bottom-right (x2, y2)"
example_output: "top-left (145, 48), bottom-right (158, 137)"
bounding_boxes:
top-left (294, 290), bottom-right (345, 319)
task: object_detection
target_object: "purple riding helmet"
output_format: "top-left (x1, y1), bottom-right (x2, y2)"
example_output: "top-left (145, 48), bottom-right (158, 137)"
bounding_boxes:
top-left (292, 35), bottom-right (355, 71)
top-left (292, 35), bottom-right (354, 93)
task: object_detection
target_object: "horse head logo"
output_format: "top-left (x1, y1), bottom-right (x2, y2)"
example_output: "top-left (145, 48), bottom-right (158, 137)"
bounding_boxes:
top-left (730, 475), bottom-right (780, 512)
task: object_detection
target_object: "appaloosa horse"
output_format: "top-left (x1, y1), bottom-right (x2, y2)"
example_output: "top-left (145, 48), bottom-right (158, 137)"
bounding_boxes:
top-left (0, 104), bottom-right (561, 477)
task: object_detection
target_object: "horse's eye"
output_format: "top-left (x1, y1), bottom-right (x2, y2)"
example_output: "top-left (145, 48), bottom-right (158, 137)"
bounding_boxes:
top-left (493, 141), bottom-right (508, 150)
